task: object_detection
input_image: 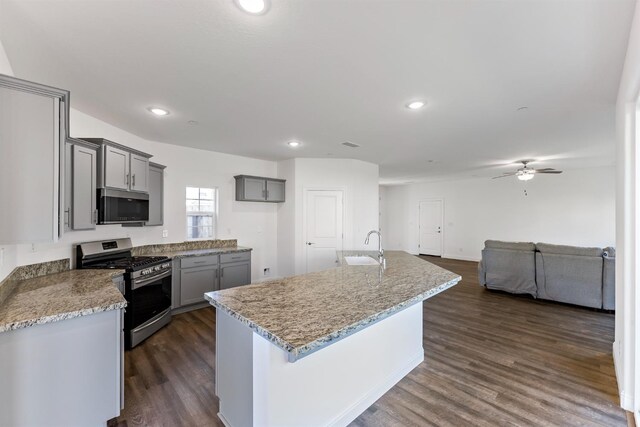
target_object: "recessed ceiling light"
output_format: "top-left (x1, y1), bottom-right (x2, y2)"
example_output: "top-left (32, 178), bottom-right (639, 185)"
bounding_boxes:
top-left (187, 120), bottom-right (198, 125)
top-left (406, 101), bottom-right (425, 110)
top-left (288, 141), bottom-right (300, 148)
top-left (148, 107), bottom-right (169, 116)
top-left (236, 0), bottom-right (268, 14)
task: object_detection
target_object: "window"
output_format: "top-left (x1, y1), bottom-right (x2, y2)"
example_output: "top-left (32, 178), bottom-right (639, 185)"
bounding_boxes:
top-left (186, 187), bottom-right (217, 240)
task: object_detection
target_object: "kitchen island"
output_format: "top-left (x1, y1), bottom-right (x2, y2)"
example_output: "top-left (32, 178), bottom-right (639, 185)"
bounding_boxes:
top-left (205, 251), bottom-right (461, 427)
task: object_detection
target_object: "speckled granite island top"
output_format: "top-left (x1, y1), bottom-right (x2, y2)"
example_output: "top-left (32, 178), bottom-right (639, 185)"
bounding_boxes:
top-left (205, 251), bottom-right (461, 361)
top-left (0, 270), bottom-right (127, 333)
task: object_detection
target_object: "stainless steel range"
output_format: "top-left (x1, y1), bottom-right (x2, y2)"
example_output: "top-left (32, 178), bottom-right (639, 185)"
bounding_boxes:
top-left (76, 238), bottom-right (172, 349)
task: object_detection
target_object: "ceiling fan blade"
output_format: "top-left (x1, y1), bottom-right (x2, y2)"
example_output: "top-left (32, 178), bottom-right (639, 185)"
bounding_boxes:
top-left (492, 173), bottom-right (516, 179)
top-left (536, 170), bottom-right (563, 174)
top-left (534, 168), bottom-right (555, 172)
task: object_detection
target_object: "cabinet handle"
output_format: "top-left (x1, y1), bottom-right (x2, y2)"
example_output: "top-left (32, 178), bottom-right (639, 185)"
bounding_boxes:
top-left (132, 174), bottom-right (136, 187)
top-left (126, 174), bottom-right (129, 186)
top-left (266, 190), bottom-right (269, 199)
top-left (93, 210), bottom-right (98, 224)
top-left (221, 268), bottom-right (224, 277)
top-left (64, 208), bottom-right (70, 227)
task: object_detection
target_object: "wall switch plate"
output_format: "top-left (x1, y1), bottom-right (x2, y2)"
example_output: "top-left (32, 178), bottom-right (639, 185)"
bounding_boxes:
top-left (30, 243), bottom-right (37, 253)
top-left (162, 230), bottom-right (169, 238)
top-left (263, 268), bottom-right (270, 276)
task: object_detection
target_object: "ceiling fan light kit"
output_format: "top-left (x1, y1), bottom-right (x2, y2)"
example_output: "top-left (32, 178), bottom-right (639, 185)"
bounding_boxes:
top-left (493, 160), bottom-right (563, 181)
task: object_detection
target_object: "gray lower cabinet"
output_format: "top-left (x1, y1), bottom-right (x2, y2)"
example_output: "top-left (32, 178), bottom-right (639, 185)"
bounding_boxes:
top-left (173, 251), bottom-right (252, 313)
top-left (220, 262), bottom-right (251, 290)
top-left (146, 162), bottom-right (165, 226)
top-left (180, 265), bottom-right (218, 306)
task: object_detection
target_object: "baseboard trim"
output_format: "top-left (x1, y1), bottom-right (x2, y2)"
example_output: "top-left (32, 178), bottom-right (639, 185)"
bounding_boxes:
top-left (442, 253), bottom-right (481, 262)
top-left (217, 412), bottom-right (232, 427)
top-left (613, 341), bottom-right (634, 411)
top-left (327, 350), bottom-right (425, 427)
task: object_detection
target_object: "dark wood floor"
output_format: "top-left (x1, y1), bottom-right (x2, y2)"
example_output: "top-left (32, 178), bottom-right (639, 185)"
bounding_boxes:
top-left (110, 256), bottom-right (626, 427)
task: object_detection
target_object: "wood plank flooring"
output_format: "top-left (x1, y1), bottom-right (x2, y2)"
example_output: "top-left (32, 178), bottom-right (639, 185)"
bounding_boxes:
top-left (109, 256), bottom-right (625, 427)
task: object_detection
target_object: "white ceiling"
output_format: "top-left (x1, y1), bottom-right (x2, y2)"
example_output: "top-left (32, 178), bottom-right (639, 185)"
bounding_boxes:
top-left (0, 0), bottom-right (635, 183)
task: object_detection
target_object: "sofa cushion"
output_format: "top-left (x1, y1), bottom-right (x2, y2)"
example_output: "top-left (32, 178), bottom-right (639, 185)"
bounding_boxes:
top-left (484, 240), bottom-right (535, 251)
top-left (482, 248), bottom-right (537, 296)
top-left (536, 243), bottom-right (603, 257)
top-left (536, 252), bottom-right (603, 308)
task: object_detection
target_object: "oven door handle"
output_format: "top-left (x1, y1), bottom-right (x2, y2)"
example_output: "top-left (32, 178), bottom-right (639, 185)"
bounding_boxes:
top-left (131, 308), bottom-right (172, 334)
top-left (132, 269), bottom-right (172, 290)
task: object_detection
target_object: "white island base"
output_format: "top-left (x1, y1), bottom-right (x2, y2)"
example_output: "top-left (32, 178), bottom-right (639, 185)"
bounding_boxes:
top-left (215, 302), bottom-right (424, 427)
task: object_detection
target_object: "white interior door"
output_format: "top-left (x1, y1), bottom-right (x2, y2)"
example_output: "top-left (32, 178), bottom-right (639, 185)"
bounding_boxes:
top-left (419, 200), bottom-right (443, 256)
top-left (305, 190), bottom-right (344, 273)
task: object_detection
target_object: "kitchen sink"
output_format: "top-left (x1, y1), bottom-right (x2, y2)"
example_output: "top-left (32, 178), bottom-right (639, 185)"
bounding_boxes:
top-left (344, 256), bottom-right (380, 266)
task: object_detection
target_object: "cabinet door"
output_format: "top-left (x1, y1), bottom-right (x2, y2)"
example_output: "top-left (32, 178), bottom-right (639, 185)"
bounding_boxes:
top-left (146, 165), bottom-right (164, 226)
top-left (104, 145), bottom-right (129, 190)
top-left (242, 177), bottom-right (266, 201)
top-left (220, 262), bottom-right (251, 290)
top-left (180, 266), bottom-right (218, 306)
top-left (130, 154), bottom-right (149, 193)
top-left (266, 180), bottom-right (285, 202)
top-left (71, 144), bottom-right (97, 230)
top-left (63, 142), bottom-right (73, 232)
top-left (0, 87), bottom-right (59, 243)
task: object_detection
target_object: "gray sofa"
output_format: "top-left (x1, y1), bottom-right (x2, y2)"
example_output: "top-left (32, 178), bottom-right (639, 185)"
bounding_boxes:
top-left (478, 240), bottom-right (615, 310)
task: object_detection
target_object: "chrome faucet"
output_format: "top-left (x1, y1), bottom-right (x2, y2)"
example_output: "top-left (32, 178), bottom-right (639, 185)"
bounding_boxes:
top-left (365, 230), bottom-right (386, 268)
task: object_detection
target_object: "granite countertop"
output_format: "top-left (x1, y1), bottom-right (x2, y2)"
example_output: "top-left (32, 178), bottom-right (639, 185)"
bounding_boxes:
top-left (152, 246), bottom-right (252, 259)
top-left (205, 250), bottom-right (461, 361)
top-left (0, 269), bottom-right (127, 333)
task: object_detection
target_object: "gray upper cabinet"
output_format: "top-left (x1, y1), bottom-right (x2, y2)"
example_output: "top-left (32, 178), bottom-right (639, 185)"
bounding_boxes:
top-left (130, 154), bottom-right (149, 193)
top-left (104, 145), bottom-right (130, 190)
top-left (235, 175), bottom-right (286, 202)
top-left (266, 179), bottom-right (285, 202)
top-left (0, 74), bottom-right (69, 244)
top-left (81, 138), bottom-right (152, 192)
top-left (64, 139), bottom-right (98, 231)
top-left (146, 162), bottom-right (165, 226)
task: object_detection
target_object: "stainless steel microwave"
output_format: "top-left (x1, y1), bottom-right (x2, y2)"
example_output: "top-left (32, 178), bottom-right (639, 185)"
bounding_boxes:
top-left (98, 189), bottom-right (149, 224)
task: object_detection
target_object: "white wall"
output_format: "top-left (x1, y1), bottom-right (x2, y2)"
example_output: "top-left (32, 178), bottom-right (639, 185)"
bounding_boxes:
top-left (382, 166), bottom-right (615, 261)
top-left (277, 158), bottom-right (380, 277)
top-left (615, 0), bottom-right (640, 416)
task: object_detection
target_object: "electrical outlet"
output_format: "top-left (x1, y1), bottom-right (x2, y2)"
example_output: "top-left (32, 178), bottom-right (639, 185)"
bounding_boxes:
top-left (263, 268), bottom-right (270, 276)
top-left (162, 230), bottom-right (169, 238)
top-left (31, 243), bottom-right (37, 253)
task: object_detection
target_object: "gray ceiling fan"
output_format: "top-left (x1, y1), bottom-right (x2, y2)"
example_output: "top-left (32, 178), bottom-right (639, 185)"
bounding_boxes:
top-left (492, 160), bottom-right (563, 181)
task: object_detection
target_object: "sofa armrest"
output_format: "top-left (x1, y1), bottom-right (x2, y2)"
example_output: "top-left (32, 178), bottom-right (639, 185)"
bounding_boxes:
top-left (603, 255), bottom-right (615, 310)
top-left (478, 259), bottom-right (486, 286)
